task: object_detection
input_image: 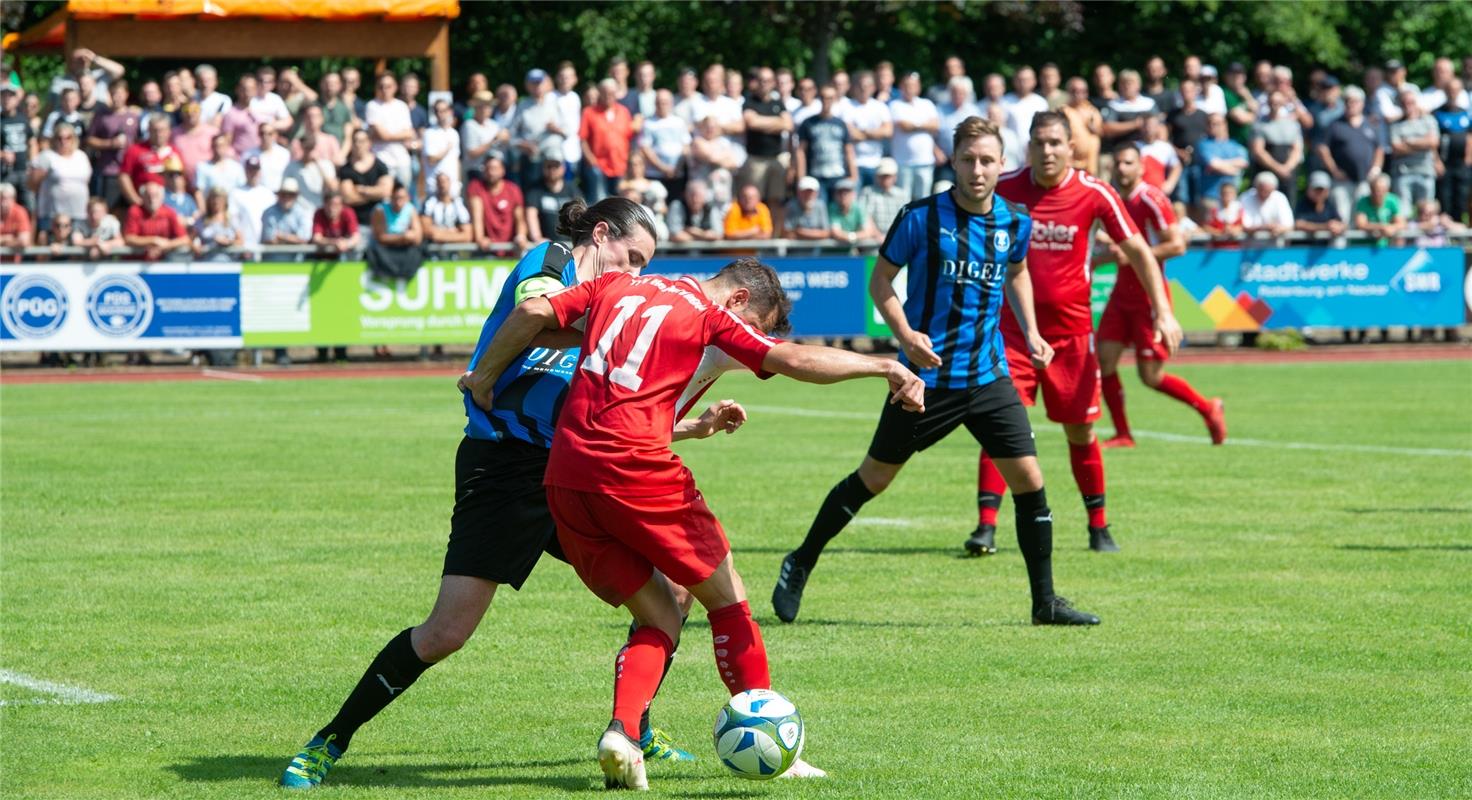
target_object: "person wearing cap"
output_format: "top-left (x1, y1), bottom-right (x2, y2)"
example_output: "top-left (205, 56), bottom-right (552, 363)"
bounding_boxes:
top-left (1239, 171), bottom-right (1294, 236)
top-left (162, 159), bottom-right (200, 228)
top-left (462, 90), bottom-right (505, 182)
top-left (887, 71), bottom-right (939, 201)
top-left (261, 175), bottom-right (313, 247)
top-left (1304, 74), bottom-right (1345, 173)
top-left (511, 69), bottom-right (563, 186)
top-left (826, 177), bottom-right (877, 242)
top-left (1188, 56), bottom-right (1228, 116)
top-left (639, 89), bottom-right (692, 199)
top-left (797, 83), bottom-right (855, 202)
top-left (1388, 85), bottom-right (1440, 209)
top-left (1, 79), bottom-right (36, 209)
top-left (1376, 59), bottom-right (1419, 124)
top-left (119, 114), bottom-right (179, 207)
top-left (123, 181), bottom-right (189, 260)
top-left (1354, 173), bottom-right (1407, 245)
top-left (1432, 77), bottom-right (1471, 222)
top-left (1295, 171), bottom-right (1346, 235)
top-left (1318, 85), bottom-right (1386, 222)
top-left (782, 175), bottom-right (830, 240)
top-left (858, 156), bottom-right (908, 233)
top-left (524, 143), bottom-right (581, 244)
top-left (230, 155), bottom-right (278, 247)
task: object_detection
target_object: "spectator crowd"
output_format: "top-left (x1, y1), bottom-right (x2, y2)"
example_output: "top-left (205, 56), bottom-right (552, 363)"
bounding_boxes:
top-left (2, 49), bottom-right (1470, 259)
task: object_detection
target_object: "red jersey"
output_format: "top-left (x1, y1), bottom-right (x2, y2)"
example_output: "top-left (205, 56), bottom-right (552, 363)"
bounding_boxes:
top-left (467, 178), bottom-right (524, 243)
top-left (997, 166), bottom-right (1138, 338)
top-left (119, 143), bottom-right (177, 192)
top-left (1111, 181), bottom-right (1176, 309)
top-left (543, 272), bottom-right (777, 496)
top-left (123, 204), bottom-right (186, 240)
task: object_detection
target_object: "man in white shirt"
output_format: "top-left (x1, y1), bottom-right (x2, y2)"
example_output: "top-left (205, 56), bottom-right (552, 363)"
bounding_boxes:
top-left (247, 123), bottom-right (292, 192)
top-left (699, 64), bottom-right (746, 161)
top-left (1376, 59), bottom-right (1418, 124)
top-left (887, 72), bottom-right (940, 201)
top-left (672, 67), bottom-right (706, 131)
top-left (1239, 171), bottom-right (1294, 236)
top-left (194, 64), bottom-right (234, 124)
top-left (1419, 57), bottom-right (1470, 112)
top-left (364, 72), bottom-right (417, 189)
top-left (844, 70), bottom-right (893, 188)
top-left (553, 61), bottom-right (584, 172)
top-left (1003, 66), bottom-right (1050, 142)
top-left (250, 67), bottom-right (293, 133)
top-left (229, 157), bottom-right (278, 248)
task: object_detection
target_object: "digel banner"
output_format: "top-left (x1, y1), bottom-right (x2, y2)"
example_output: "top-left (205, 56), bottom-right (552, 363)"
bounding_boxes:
top-left (240, 260), bottom-right (516, 346)
top-left (647, 256), bottom-right (867, 337)
top-left (0, 262), bottom-right (242, 351)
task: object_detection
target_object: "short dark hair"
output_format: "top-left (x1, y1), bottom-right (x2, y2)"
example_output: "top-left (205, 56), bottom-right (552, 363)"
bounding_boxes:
top-left (1113, 141), bottom-right (1140, 158)
top-left (1030, 109), bottom-right (1072, 139)
top-left (714, 257), bottom-right (791, 336)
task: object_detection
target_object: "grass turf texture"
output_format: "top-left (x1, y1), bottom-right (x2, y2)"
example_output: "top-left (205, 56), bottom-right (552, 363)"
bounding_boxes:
top-left (2, 359), bottom-right (1469, 799)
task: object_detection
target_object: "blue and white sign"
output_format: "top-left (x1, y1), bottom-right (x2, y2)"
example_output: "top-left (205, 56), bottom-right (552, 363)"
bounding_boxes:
top-left (648, 256), bottom-right (867, 336)
top-left (0, 263), bottom-right (243, 351)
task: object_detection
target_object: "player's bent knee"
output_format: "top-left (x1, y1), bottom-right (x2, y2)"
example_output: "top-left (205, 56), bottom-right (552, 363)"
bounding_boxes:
top-left (412, 620), bottom-right (476, 662)
top-left (856, 458), bottom-right (902, 494)
top-left (1137, 362), bottom-right (1164, 387)
top-left (1061, 423), bottom-right (1095, 445)
top-left (995, 456), bottom-right (1045, 494)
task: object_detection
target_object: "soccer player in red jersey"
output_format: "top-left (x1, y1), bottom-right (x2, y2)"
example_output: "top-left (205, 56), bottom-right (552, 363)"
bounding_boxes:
top-left (968, 110), bottom-right (1184, 556)
top-left (462, 259), bottom-right (925, 790)
top-left (1098, 143), bottom-right (1227, 449)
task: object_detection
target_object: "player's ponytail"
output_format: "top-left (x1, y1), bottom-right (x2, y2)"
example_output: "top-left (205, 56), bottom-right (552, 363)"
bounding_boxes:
top-left (556, 197), bottom-right (658, 246)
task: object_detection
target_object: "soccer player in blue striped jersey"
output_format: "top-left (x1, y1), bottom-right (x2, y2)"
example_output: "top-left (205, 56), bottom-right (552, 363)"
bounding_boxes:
top-left (772, 117), bottom-right (1100, 627)
top-left (280, 198), bottom-right (745, 789)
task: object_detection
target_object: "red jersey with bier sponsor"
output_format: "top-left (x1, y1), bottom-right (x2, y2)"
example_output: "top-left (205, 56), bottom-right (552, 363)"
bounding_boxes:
top-left (1112, 181), bottom-right (1176, 309)
top-left (543, 272), bottom-right (777, 496)
top-left (996, 166), bottom-right (1138, 339)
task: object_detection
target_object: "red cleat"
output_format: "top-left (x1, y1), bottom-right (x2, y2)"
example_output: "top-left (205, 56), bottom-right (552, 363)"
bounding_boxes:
top-left (1204, 398), bottom-right (1227, 445)
top-left (1101, 435), bottom-right (1136, 449)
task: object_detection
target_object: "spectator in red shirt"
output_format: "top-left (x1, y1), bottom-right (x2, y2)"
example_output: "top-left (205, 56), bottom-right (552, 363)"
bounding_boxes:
top-left (119, 114), bottom-right (177, 207)
top-left (578, 78), bottom-right (635, 204)
top-left (0, 183), bottom-right (34, 253)
top-left (467, 152), bottom-right (529, 252)
top-left (312, 190), bottom-right (361, 254)
top-left (123, 181), bottom-right (190, 260)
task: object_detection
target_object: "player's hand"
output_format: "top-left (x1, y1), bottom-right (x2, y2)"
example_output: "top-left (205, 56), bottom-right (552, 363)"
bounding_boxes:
top-left (458, 370), bottom-right (495, 412)
top-left (1153, 309), bottom-right (1184, 356)
top-left (1027, 333), bottom-right (1055, 369)
top-left (691, 399), bottom-right (748, 438)
top-left (886, 363), bottom-right (927, 413)
top-left (900, 332), bottom-right (942, 369)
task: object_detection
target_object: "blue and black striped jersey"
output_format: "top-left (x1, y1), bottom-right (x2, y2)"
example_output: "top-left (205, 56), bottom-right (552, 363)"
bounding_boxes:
top-left (878, 190), bottom-right (1032, 389)
top-left (463, 242), bottom-right (579, 446)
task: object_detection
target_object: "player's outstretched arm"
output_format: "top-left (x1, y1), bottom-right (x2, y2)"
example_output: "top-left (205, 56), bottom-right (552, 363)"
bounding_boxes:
top-left (869, 255), bottom-right (941, 368)
top-left (761, 343), bottom-right (926, 412)
top-left (1003, 258), bottom-right (1055, 369)
top-left (672, 399), bottom-right (748, 441)
top-left (1117, 234), bottom-right (1184, 355)
top-left (459, 297), bottom-right (562, 410)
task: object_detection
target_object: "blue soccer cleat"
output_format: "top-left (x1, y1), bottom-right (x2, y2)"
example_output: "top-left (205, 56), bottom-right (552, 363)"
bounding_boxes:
top-left (641, 726), bottom-right (696, 762)
top-left (279, 734), bottom-right (342, 789)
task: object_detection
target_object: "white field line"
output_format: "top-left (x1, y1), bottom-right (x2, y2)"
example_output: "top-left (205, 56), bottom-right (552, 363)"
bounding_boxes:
top-left (201, 368), bottom-right (266, 383)
top-left (0, 669), bottom-right (120, 707)
top-left (743, 404), bottom-right (1472, 459)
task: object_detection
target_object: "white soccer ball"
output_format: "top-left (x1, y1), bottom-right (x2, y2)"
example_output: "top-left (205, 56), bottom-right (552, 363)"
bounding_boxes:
top-left (713, 688), bottom-right (804, 780)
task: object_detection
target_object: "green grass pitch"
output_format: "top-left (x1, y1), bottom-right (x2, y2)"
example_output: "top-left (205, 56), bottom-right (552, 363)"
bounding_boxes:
top-left (2, 359), bottom-right (1469, 799)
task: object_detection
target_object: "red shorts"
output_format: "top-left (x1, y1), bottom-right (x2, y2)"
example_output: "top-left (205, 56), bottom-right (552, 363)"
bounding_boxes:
top-left (546, 479), bottom-right (731, 607)
top-left (1098, 298), bottom-right (1170, 361)
top-left (1004, 330), bottom-right (1102, 424)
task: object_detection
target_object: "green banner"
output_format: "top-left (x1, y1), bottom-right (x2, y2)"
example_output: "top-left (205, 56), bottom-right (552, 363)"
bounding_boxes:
top-left (1091, 261), bottom-right (1118, 329)
top-left (240, 260), bottom-right (516, 346)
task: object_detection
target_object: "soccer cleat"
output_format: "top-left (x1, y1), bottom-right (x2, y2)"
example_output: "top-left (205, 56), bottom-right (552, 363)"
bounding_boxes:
top-left (1101, 435), bottom-right (1136, 449)
top-left (598, 721), bottom-right (649, 790)
top-left (963, 524), bottom-right (997, 556)
top-left (771, 553), bottom-right (810, 623)
top-left (1032, 596), bottom-right (1101, 626)
top-left (777, 758), bottom-right (829, 779)
top-left (279, 734), bottom-right (342, 789)
top-left (640, 727), bottom-right (695, 762)
top-left (1204, 398), bottom-right (1228, 445)
top-left (1089, 525), bottom-right (1120, 552)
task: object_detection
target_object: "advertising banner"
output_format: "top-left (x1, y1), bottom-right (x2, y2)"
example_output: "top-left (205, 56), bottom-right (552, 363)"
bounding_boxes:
top-left (240, 260), bottom-right (517, 347)
top-left (648, 256), bottom-right (867, 337)
top-left (1, 262), bottom-right (242, 351)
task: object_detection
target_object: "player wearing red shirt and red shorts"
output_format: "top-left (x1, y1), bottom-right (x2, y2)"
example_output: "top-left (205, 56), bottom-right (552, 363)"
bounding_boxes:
top-left (969, 111), bottom-right (1184, 556)
top-left (462, 259), bottom-right (925, 790)
top-left (1099, 143), bottom-right (1227, 449)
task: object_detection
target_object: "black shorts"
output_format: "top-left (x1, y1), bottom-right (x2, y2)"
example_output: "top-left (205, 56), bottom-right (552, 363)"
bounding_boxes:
top-left (444, 437), bottom-right (567, 589)
top-left (867, 378), bottom-right (1037, 464)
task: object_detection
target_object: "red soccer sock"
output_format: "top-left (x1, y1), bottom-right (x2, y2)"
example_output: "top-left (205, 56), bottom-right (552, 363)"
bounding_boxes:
top-left (977, 451), bottom-right (1007, 526)
top-left (1101, 373), bottom-right (1131, 438)
top-left (1069, 440), bottom-right (1107, 528)
top-left (611, 626), bottom-right (674, 735)
top-left (1153, 373), bottom-right (1212, 415)
top-left (707, 601), bottom-right (771, 695)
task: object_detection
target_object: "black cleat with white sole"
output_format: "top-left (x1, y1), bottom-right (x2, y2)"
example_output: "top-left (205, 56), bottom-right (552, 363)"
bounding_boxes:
top-left (772, 552), bottom-right (810, 623)
top-left (963, 524), bottom-right (997, 556)
top-left (1032, 595), bottom-right (1101, 625)
top-left (1089, 525), bottom-right (1120, 552)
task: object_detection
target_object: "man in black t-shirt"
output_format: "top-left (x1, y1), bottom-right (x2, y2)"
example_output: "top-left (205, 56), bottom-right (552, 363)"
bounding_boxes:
top-left (1294, 171), bottom-right (1346, 236)
top-left (738, 67), bottom-right (793, 231)
top-left (0, 82), bottom-right (35, 210)
top-left (524, 147), bottom-right (581, 244)
top-left (1168, 78), bottom-right (1210, 206)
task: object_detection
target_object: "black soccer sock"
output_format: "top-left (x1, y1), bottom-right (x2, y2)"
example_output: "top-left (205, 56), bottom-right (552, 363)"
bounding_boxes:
top-left (792, 471), bottom-right (875, 568)
top-left (316, 627), bottom-right (433, 751)
top-left (1013, 489), bottom-right (1056, 607)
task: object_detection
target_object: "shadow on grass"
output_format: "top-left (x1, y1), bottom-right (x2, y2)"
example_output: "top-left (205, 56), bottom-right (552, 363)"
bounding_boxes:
top-left (168, 754), bottom-right (594, 792)
top-left (1336, 544), bottom-right (1472, 553)
top-left (736, 545), bottom-right (963, 556)
top-left (1342, 507), bottom-right (1471, 514)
